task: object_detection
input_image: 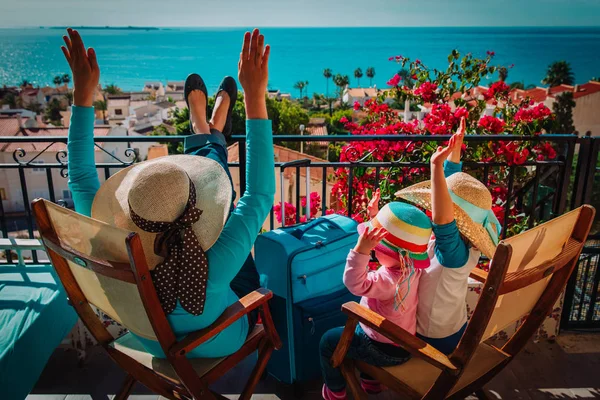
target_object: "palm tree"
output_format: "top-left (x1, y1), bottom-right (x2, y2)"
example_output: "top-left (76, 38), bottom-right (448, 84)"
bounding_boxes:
top-left (498, 67), bottom-right (508, 82)
top-left (323, 68), bottom-right (332, 96)
top-left (104, 84), bottom-right (123, 95)
top-left (293, 81), bottom-right (306, 99)
top-left (53, 75), bottom-right (63, 87)
top-left (542, 61), bottom-right (575, 87)
top-left (354, 68), bottom-right (363, 87)
top-left (333, 74), bottom-right (350, 102)
top-left (94, 100), bottom-right (108, 124)
top-left (19, 79), bottom-right (30, 88)
top-left (366, 67), bottom-right (375, 87)
top-left (397, 68), bottom-right (414, 88)
top-left (61, 74), bottom-right (71, 86)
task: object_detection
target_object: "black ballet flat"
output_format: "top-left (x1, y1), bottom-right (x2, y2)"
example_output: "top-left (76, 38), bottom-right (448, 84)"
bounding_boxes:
top-left (214, 76), bottom-right (238, 138)
top-left (184, 73), bottom-right (208, 134)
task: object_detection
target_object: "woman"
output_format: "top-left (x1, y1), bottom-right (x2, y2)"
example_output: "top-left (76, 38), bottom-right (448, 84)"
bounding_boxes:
top-left (62, 28), bottom-right (274, 358)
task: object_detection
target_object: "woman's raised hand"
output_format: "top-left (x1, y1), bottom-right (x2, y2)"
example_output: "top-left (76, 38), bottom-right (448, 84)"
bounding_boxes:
top-left (61, 28), bottom-right (99, 107)
top-left (238, 29), bottom-right (270, 119)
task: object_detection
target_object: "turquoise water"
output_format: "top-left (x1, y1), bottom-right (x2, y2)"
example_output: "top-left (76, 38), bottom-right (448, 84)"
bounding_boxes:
top-left (1, 27), bottom-right (599, 96)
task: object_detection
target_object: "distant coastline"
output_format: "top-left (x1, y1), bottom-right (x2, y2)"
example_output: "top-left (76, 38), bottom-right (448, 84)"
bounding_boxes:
top-left (43, 26), bottom-right (161, 31)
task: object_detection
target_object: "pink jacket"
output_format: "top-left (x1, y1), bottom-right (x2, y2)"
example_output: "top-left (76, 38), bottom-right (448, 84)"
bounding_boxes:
top-left (343, 250), bottom-right (421, 345)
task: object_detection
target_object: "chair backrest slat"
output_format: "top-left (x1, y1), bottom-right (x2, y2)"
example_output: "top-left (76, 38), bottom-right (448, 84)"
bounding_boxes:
top-left (35, 199), bottom-right (158, 341)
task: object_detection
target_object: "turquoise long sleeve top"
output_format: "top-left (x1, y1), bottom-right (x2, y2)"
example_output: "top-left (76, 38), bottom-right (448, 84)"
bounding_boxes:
top-left (67, 106), bottom-right (275, 358)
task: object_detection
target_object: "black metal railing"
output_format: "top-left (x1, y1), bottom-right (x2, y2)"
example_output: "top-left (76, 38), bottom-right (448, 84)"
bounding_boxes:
top-left (0, 133), bottom-right (598, 329)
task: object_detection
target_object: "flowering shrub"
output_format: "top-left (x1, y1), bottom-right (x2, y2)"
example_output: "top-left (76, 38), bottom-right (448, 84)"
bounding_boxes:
top-left (274, 192), bottom-right (322, 225)
top-left (330, 50), bottom-right (558, 248)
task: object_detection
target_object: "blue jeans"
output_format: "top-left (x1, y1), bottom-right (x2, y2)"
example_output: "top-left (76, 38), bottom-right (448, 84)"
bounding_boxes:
top-left (417, 322), bottom-right (467, 355)
top-left (184, 129), bottom-right (259, 332)
top-left (319, 324), bottom-right (411, 392)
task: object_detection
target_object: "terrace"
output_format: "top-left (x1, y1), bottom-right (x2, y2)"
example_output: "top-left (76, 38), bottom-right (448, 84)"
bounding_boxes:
top-left (1, 132), bottom-right (599, 399)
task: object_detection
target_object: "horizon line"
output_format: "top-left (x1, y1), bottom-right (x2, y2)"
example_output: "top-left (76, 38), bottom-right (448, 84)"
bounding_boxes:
top-left (2, 25), bottom-right (600, 29)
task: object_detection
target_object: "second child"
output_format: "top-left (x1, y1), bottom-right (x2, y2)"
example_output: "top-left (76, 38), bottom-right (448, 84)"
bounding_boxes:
top-left (319, 197), bottom-right (433, 400)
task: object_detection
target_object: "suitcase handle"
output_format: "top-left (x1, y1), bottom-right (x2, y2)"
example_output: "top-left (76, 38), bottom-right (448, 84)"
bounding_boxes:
top-left (289, 218), bottom-right (342, 240)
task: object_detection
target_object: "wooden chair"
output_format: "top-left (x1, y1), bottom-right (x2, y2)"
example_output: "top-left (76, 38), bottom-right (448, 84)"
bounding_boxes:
top-left (32, 199), bottom-right (282, 400)
top-left (331, 205), bottom-right (595, 400)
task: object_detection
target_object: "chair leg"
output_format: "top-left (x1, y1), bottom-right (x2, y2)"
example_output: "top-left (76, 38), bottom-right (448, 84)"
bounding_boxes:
top-left (239, 340), bottom-right (274, 400)
top-left (114, 374), bottom-right (136, 400)
top-left (340, 361), bottom-right (367, 400)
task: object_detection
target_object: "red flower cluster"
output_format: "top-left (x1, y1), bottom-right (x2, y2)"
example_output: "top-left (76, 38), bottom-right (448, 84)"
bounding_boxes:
top-left (387, 73), bottom-right (402, 87)
top-left (514, 103), bottom-right (552, 123)
top-left (478, 116), bottom-right (505, 134)
top-left (353, 101), bottom-right (361, 111)
top-left (274, 192), bottom-right (322, 225)
top-left (533, 142), bottom-right (557, 160)
top-left (423, 104), bottom-right (455, 135)
top-left (483, 81), bottom-right (510, 100)
top-left (414, 82), bottom-right (438, 102)
top-left (454, 107), bottom-right (469, 120)
top-left (486, 50), bottom-right (496, 57)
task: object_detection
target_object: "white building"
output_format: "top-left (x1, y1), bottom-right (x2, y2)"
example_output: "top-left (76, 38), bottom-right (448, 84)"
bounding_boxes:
top-left (143, 82), bottom-right (165, 98)
top-left (0, 116), bottom-right (159, 213)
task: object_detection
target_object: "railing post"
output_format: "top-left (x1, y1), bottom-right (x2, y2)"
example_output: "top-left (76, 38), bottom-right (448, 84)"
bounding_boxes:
top-left (570, 134), bottom-right (591, 209)
top-left (555, 135), bottom-right (577, 215)
top-left (583, 134), bottom-right (599, 206)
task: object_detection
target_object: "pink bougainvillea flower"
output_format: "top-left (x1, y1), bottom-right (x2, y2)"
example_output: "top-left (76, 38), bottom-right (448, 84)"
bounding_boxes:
top-left (454, 107), bottom-right (469, 120)
top-left (483, 81), bottom-right (510, 100)
top-left (386, 73), bottom-right (402, 87)
top-left (478, 116), bottom-right (505, 134)
top-left (353, 101), bottom-right (361, 111)
top-left (414, 81), bottom-right (438, 103)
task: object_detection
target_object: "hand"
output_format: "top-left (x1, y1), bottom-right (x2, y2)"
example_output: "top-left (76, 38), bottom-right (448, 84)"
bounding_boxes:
top-left (238, 29), bottom-right (270, 119)
top-left (449, 117), bottom-right (466, 163)
top-left (431, 135), bottom-right (458, 168)
top-left (367, 189), bottom-right (381, 219)
top-left (61, 29), bottom-right (99, 108)
top-left (354, 227), bottom-right (387, 255)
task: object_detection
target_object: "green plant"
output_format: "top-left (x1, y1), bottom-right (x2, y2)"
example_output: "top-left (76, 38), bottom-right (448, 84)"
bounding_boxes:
top-left (542, 60), bottom-right (575, 87)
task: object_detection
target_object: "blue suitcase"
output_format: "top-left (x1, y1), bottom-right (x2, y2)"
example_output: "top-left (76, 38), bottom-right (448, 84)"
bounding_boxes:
top-left (255, 215), bottom-right (360, 383)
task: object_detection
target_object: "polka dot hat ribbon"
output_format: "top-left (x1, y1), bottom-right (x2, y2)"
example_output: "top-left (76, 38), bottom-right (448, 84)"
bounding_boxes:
top-left (129, 180), bottom-right (208, 316)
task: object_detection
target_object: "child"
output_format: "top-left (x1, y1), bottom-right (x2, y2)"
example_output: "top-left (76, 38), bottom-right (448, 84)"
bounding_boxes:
top-left (319, 199), bottom-right (433, 400)
top-left (396, 119), bottom-right (501, 354)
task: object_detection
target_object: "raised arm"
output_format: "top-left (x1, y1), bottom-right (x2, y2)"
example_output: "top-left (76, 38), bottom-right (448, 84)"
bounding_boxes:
top-left (208, 29), bottom-right (274, 285)
top-left (431, 128), bottom-right (469, 268)
top-left (62, 28), bottom-right (101, 217)
top-left (431, 136), bottom-right (458, 225)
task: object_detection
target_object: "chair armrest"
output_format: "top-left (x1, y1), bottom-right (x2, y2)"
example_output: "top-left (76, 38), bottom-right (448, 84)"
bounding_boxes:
top-left (169, 288), bottom-right (273, 357)
top-left (469, 268), bottom-right (488, 283)
top-left (333, 302), bottom-right (458, 373)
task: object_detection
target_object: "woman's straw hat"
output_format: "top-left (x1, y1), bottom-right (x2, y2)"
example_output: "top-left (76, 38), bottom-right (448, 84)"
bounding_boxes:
top-left (396, 172), bottom-right (501, 259)
top-left (91, 155), bottom-right (232, 269)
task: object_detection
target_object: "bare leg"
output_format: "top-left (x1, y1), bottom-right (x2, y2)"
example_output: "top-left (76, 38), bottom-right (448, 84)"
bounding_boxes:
top-left (189, 90), bottom-right (210, 134)
top-left (209, 90), bottom-right (231, 133)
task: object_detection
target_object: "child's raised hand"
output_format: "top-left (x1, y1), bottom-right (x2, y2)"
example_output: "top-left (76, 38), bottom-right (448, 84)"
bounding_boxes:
top-left (449, 117), bottom-right (466, 163)
top-left (367, 189), bottom-right (381, 219)
top-left (430, 135), bottom-right (458, 168)
top-left (354, 226), bottom-right (387, 255)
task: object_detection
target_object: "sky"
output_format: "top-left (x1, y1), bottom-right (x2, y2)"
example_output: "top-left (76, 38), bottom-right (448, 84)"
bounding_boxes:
top-left (0, 0), bottom-right (599, 27)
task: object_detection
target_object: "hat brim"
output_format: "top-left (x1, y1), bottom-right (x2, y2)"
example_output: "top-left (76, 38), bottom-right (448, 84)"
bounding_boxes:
top-left (358, 222), bottom-right (430, 268)
top-left (91, 154), bottom-right (233, 270)
top-left (395, 181), bottom-right (498, 259)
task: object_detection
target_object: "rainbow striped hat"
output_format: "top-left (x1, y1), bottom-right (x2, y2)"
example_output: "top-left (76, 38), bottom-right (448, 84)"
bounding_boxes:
top-left (358, 202), bottom-right (432, 268)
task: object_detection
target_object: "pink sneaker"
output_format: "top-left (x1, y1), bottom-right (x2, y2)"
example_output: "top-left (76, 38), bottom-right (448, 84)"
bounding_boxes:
top-left (322, 384), bottom-right (348, 400)
top-left (360, 377), bottom-right (384, 394)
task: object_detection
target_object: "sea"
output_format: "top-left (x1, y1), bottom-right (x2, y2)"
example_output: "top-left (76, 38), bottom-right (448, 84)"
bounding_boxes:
top-left (1, 27), bottom-right (599, 96)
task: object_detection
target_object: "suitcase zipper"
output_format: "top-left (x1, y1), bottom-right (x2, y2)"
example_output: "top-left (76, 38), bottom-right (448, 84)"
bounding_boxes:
top-left (296, 261), bottom-right (342, 284)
